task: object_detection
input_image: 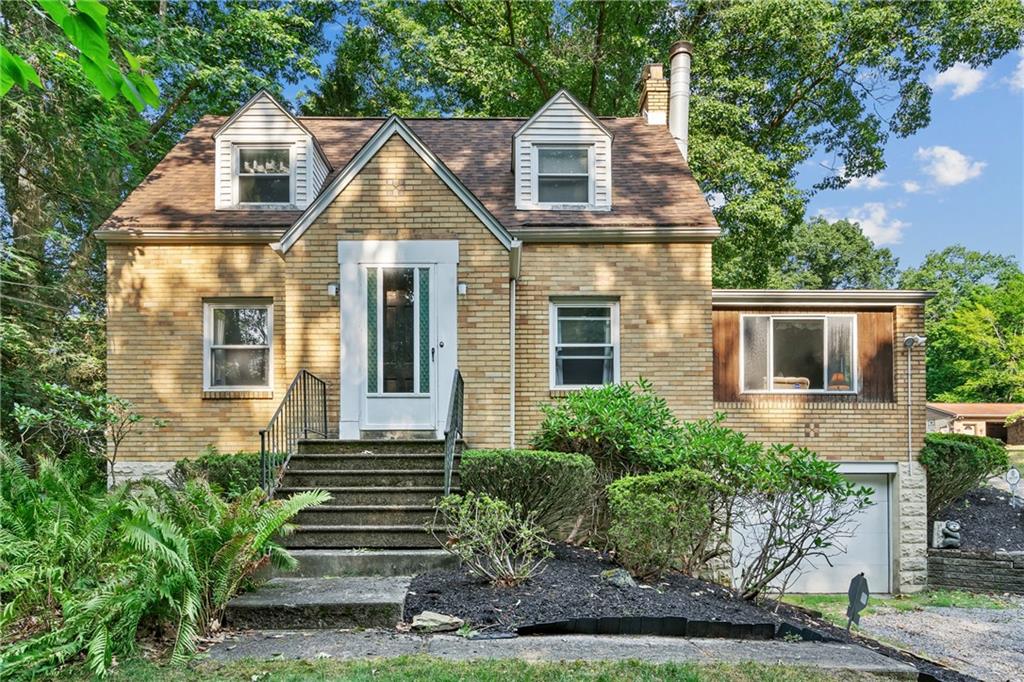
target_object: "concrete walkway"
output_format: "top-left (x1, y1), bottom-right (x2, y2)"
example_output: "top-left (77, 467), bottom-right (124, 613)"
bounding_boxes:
top-left (207, 629), bottom-right (917, 677)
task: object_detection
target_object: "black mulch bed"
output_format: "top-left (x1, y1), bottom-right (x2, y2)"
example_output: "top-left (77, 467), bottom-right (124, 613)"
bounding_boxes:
top-left (935, 485), bottom-right (1024, 552)
top-left (406, 545), bottom-right (782, 632)
top-left (406, 544), bottom-right (977, 682)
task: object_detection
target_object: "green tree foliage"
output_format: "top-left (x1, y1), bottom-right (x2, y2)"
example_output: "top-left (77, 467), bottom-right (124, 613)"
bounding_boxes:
top-left (926, 272), bottom-right (1024, 402)
top-left (1, 1), bottom-right (335, 440)
top-left (899, 245), bottom-right (1020, 322)
top-left (309, 0), bottom-right (1023, 286)
top-left (768, 217), bottom-right (899, 289)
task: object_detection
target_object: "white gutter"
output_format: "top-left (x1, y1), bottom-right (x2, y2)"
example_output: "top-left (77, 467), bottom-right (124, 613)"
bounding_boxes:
top-left (712, 289), bottom-right (935, 308)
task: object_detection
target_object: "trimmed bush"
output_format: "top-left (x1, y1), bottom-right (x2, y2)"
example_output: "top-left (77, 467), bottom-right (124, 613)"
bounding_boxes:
top-left (460, 449), bottom-right (596, 536)
top-left (606, 466), bottom-right (727, 579)
top-left (170, 447), bottom-right (261, 500)
top-left (433, 493), bottom-right (551, 587)
top-left (920, 432), bottom-right (1009, 517)
top-left (531, 378), bottom-right (683, 473)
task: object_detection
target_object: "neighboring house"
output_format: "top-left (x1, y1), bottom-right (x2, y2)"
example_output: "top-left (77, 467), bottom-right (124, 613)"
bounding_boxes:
top-left (98, 42), bottom-right (932, 593)
top-left (927, 402), bottom-right (1024, 444)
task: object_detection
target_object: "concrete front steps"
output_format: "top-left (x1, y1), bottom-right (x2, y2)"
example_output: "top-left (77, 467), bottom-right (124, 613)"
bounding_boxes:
top-left (278, 439), bottom-right (460, 550)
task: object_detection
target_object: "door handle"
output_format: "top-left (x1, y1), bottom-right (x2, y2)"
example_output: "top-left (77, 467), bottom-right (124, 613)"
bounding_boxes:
top-left (431, 347), bottom-right (435, 362)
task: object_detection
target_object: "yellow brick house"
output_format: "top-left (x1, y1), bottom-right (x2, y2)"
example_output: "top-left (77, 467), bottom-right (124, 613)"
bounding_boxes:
top-left (98, 42), bottom-right (932, 593)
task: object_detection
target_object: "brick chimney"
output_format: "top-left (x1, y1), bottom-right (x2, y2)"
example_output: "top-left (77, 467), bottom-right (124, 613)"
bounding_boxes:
top-left (639, 63), bottom-right (669, 125)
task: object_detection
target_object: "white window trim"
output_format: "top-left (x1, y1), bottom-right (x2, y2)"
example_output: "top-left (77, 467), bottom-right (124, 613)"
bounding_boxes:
top-left (549, 298), bottom-right (621, 390)
top-left (203, 300), bottom-right (274, 391)
top-left (232, 144), bottom-right (295, 208)
top-left (531, 144), bottom-right (596, 209)
top-left (739, 313), bottom-right (858, 395)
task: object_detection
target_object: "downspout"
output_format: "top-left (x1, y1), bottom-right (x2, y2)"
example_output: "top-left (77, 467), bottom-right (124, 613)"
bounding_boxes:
top-left (903, 335), bottom-right (926, 474)
top-left (509, 241), bottom-right (522, 450)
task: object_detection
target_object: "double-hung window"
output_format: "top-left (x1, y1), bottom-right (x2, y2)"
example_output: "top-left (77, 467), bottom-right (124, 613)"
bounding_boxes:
top-left (550, 300), bottom-right (620, 388)
top-left (741, 314), bottom-right (856, 393)
top-left (535, 146), bottom-right (592, 206)
top-left (204, 301), bottom-right (273, 390)
top-left (235, 147), bottom-right (292, 205)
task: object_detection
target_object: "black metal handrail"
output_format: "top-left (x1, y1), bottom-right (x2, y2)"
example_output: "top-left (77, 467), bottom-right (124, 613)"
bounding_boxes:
top-left (260, 369), bottom-right (328, 496)
top-left (443, 368), bottom-right (463, 495)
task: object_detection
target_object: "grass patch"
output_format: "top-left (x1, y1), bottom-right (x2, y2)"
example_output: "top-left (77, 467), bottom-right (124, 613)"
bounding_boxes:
top-left (782, 589), bottom-right (1011, 627)
top-left (58, 655), bottom-right (908, 681)
top-left (1008, 447), bottom-right (1024, 470)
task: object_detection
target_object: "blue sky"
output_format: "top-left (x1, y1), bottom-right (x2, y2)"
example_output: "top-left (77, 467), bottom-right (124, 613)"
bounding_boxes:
top-left (803, 53), bottom-right (1024, 271)
top-left (286, 37), bottom-right (1024, 272)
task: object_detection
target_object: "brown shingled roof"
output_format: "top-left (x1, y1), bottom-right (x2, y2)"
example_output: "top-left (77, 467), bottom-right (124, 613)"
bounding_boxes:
top-left (927, 403), bottom-right (1024, 420)
top-left (103, 115), bottom-right (717, 233)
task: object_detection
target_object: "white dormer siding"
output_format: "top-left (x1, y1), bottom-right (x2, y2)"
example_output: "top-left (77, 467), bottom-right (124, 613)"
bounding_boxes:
top-left (213, 91), bottom-right (329, 210)
top-left (514, 91), bottom-right (612, 211)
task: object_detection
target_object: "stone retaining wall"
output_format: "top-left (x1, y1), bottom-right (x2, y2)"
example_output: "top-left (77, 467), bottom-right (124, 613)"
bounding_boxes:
top-left (928, 548), bottom-right (1024, 594)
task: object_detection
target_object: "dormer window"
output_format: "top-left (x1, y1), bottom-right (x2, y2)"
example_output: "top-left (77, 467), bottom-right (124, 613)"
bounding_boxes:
top-left (235, 147), bottom-right (293, 206)
top-left (536, 146), bottom-right (592, 205)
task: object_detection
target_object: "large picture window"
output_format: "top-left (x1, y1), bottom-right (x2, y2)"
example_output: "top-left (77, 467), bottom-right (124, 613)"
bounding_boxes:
top-left (235, 147), bottom-right (292, 205)
top-left (741, 315), bottom-right (856, 393)
top-left (550, 300), bottom-right (620, 388)
top-left (204, 301), bottom-right (272, 390)
top-left (535, 146), bottom-right (592, 205)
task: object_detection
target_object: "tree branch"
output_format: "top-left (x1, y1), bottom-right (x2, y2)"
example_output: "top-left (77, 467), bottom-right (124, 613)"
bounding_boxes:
top-left (588, 0), bottom-right (607, 109)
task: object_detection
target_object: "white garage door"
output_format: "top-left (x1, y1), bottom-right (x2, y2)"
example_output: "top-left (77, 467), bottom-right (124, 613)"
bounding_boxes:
top-left (734, 474), bottom-right (891, 594)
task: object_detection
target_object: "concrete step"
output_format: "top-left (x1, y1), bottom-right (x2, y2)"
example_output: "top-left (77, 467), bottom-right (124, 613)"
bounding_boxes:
top-left (225, 576), bottom-right (409, 629)
top-left (281, 469), bottom-right (455, 488)
top-left (295, 505), bottom-right (435, 526)
top-left (288, 453), bottom-right (457, 472)
top-left (298, 439), bottom-right (448, 455)
top-left (277, 486), bottom-right (453, 505)
top-left (282, 525), bottom-right (441, 549)
top-left (269, 549), bottom-right (456, 578)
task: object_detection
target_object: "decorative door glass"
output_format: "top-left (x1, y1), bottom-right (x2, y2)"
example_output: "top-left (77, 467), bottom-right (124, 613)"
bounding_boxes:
top-left (366, 266), bottom-right (430, 394)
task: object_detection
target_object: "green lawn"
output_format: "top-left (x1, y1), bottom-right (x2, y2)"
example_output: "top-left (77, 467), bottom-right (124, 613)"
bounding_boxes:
top-left (60, 655), bottom-right (908, 681)
top-left (782, 589), bottom-right (1011, 629)
top-left (1008, 446), bottom-right (1024, 470)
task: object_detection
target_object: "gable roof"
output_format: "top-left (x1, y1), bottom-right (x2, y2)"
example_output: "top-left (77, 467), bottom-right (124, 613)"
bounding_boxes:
top-left (926, 403), bottom-right (1024, 420)
top-left (514, 90), bottom-right (612, 140)
top-left (98, 115), bottom-right (718, 239)
top-left (213, 89), bottom-right (310, 139)
top-left (275, 116), bottom-right (514, 253)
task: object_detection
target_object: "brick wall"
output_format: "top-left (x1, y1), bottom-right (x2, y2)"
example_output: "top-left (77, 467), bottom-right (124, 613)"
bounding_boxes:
top-left (715, 304), bottom-right (927, 462)
top-left (106, 243), bottom-right (287, 460)
top-left (513, 241), bottom-right (714, 445)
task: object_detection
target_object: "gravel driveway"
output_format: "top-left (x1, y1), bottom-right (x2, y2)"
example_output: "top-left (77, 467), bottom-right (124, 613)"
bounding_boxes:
top-left (858, 595), bottom-right (1024, 682)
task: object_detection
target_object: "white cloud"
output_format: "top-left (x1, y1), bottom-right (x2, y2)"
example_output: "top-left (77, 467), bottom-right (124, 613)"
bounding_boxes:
top-left (931, 63), bottom-right (986, 99)
top-left (706, 191), bottom-right (726, 209)
top-left (819, 203), bottom-right (909, 246)
top-left (1010, 50), bottom-right (1024, 92)
top-left (915, 145), bottom-right (986, 186)
top-left (845, 173), bottom-right (889, 190)
top-left (902, 180), bottom-right (921, 194)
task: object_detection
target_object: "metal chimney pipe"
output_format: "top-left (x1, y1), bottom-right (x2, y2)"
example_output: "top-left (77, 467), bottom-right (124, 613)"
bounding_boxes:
top-left (669, 40), bottom-right (693, 160)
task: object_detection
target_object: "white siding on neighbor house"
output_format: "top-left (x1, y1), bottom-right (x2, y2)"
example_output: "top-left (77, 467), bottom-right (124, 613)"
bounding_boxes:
top-left (214, 94), bottom-right (328, 210)
top-left (514, 92), bottom-right (612, 211)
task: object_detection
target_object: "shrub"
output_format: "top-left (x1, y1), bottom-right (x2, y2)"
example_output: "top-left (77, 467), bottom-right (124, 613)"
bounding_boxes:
top-left (531, 378), bottom-right (683, 473)
top-left (607, 466), bottom-right (727, 579)
top-left (0, 446), bottom-right (327, 678)
top-left (460, 449), bottom-right (596, 537)
top-left (732, 445), bottom-right (874, 601)
top-left (920, 432), bottom-right (1009, 517)
top-left (432, 493), bottom-right (551, 587)
top-left (171, 446), bottom-right (262, 500)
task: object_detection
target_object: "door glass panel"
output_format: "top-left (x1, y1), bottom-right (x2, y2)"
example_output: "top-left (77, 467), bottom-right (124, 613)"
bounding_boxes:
top-left (418, 268), bottom-right (430, 394)
top-left (366, 269), bottom-right (378, 393)
top-left (382, 268), bottom-right (415, 393)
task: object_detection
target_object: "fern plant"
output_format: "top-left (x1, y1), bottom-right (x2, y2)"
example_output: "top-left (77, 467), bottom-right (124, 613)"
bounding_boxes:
top-left (0, 447), bottom-right (326, 678)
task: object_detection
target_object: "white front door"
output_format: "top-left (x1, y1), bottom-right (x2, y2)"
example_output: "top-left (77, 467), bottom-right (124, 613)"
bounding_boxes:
top-left (338, 241), bottom-right (458, 438)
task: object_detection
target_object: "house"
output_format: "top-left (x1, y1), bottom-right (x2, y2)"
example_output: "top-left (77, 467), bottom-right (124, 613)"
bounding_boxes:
top-left (927, 402), bottom-right (1024, 444)
top-left (98, 42), bottom-right (932, 594)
